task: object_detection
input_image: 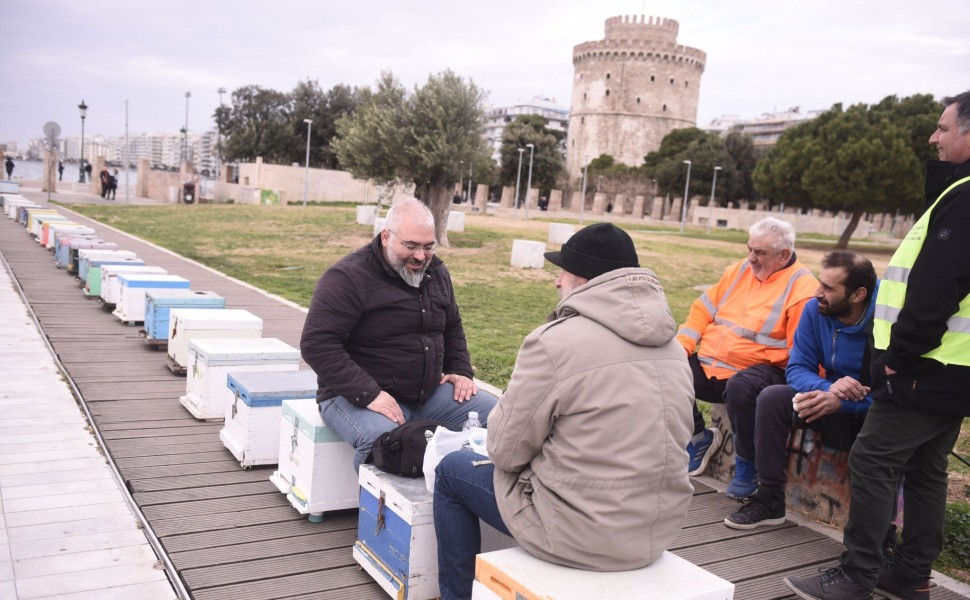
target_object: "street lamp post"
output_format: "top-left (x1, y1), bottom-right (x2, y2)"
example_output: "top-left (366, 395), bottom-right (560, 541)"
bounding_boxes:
top-left (77, 100), bottom-right (87, 183)
top-left (524, 144), bottom-right (535, 219)
top-left (514, 148), bottom-right (525, 217)
top-left (303, 119), bottom-right (313, 207)
top-left (458, 160), bottom-right (463, 203)
top-left (580, 160), bottom-right (589, 225)
top-left (466, 162), bottom-right (472, 203)
top-left (217, 87), bottom-right (226, 180)
top-left (182, 91), bottom-right (191, 167)
top-left (706, 166), bottom-right (722, 234)
top-left (680, 159), bottom-right (692, 233)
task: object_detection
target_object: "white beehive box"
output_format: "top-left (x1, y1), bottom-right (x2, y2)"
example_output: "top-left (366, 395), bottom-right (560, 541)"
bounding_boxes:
top-left (98, 265), bottom-right (168, 303)
top-left (220, 370), bottom-right (319, 468)
top-left (472, 548), bottom-right (735, 600)
top-left (113, 274), bottom-right (190, 323)
top-left (167, 308), bottom-right (263, 371)
top-left (179, 337), bottom-right (300, 421)
top-left (77, 249), bottom-right (139, 282)
top-left (268, 398), bottom-right (358, 521)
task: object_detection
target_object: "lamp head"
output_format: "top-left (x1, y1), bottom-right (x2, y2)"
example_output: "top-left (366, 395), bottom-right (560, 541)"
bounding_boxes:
top-left (683, 159), bottom-right (691, 165)
top-left (714, 166), bottom-right (722, 171)
top-left (78, 100), bottom-right (88, 119)
top-left (304, 118), bottom-right (313, 125)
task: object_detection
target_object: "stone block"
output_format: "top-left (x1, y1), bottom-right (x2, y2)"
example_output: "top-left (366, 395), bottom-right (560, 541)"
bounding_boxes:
top-left (373, 217), bottom-right (386, 236)
top-left (447, 211), bottom-right (465, 232)
top-left (548, 223), bottom-right (574, 245)
top-left (510, 240), bottom-right (546, 269)
top-left (356, 205), bottom-right (378, 225)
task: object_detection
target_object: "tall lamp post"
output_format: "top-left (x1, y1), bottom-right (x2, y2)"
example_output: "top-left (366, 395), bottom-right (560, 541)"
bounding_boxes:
top-left (579, 159), bottom-right (589, 225)
top-left (77, 100), bottom-right (88, 183)
top-left (706, 165), bottom-right (722, 234)
top-left (466, 161), bottom-right (472, 203)
top-left (458, 160), bottom-right (463, 202)
top-left (216, 87), bottom-right (226, 180)
top-left (679, 159), bottom-right (692, 233)
top-left (303, 119), bottom-right (313, 207)
top-left (524, 143), bottom-right (535, 219)
top-left (514, 147), bottom-right (524, 217)
top-left (182, 91), bottom-right (191, 167)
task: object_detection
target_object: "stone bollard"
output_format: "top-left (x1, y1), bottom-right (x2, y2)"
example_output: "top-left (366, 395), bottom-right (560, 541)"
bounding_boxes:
top-left (447, 211), bottom-right (465, 232)
top-left (510, 240), bottom-right (546, 269)
top-left (373, 217), bottom-right (386, 236)
top-left (356, 205), bottom-right (378, 225)
top-left (548, 223), bottom-right (574, 245)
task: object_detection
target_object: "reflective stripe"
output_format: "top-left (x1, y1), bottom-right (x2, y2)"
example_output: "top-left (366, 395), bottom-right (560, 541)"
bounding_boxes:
top-left (716, 261), bottom-right (750, 311)
top-left (713, 317), bottom-right (790, 349)
top-left (873, 304), bottom-right (901, 324)
top-left (758, 267), bottom-right (812, 340)
top-left (678, 326), bottom-right (701, 342)
top-left (699, 293), bottom-right (717, 316)
top-left (699, 355), bottom-right (740, 373)
top-left (949, 315), bottom-right (970, 334)
top-left (882, 265), bottom-right (909, 284)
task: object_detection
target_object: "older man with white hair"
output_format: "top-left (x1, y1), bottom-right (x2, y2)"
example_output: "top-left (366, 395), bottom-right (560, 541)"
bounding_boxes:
top-left (677, 216), bottom-right (818, 498)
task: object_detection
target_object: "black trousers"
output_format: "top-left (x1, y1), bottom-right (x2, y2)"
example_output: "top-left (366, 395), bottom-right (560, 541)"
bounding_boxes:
top-left (689, 355), bottom-right (786, 462)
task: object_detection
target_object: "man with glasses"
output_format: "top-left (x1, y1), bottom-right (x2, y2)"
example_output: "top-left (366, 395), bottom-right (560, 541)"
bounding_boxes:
top-left (301, 199), bottom-right (497, 471)
top-left (677, 217), bottom-right (817, 498)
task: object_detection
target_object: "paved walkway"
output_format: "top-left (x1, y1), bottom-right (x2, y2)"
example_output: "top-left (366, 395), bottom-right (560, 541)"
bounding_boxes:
top-left (0, 235), bottom-right (177, 598)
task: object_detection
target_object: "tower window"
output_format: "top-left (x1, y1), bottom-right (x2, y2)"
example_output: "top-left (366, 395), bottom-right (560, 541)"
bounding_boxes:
top-left (663, 104), bottom-right (667, 111)
top-left (583, 93), bottom-right (587, 100)
top-left (637, 97), bottom-right (641, 104)
top-left (581, 117), bottom-right (585, 124)
top-left (685, 81), bottom-right (689, 88)
top-left (606, 73), bottom-right (611, 79)
top-left (605, 90), bottom-right (610, 97)
top-left (650, 75), bottom-right (655, 82)
top-left (670, 78), bottom-right (675, 84)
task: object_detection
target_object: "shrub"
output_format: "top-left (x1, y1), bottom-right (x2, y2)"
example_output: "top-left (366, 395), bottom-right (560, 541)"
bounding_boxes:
top-left (940, 501), bottom-right (970, 569)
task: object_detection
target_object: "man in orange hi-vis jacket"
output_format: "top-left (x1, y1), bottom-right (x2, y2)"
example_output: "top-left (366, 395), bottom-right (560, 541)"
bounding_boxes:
top-left (678, 216), bottom-right (817, 498)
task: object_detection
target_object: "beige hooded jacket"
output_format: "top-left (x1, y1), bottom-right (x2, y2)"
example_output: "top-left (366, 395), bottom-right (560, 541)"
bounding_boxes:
top-left (487, 267), bottom-right (694, 571)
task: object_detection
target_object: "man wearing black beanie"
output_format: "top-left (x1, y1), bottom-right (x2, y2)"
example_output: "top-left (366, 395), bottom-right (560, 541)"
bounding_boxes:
top-left (433, 223), bottom-right (695, 600)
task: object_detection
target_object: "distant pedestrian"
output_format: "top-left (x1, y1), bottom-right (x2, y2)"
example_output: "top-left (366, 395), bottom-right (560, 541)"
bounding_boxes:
top-left (58, 161), bottom-right (64, 181)
top-left (99, 168), bottom-right (110, 198)
top-left (84, 163), bottom-right (92, 180)
top-left (107, 169), bottom-right (118, 200)
top-left (4, 157), bottom-right (13, 180)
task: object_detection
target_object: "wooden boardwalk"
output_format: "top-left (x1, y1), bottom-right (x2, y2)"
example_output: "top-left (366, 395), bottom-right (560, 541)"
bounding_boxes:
top-left (1, 199), bottom-right (966, 600)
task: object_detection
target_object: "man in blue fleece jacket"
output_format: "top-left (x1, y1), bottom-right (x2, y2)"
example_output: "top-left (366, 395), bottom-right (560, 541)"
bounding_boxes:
top-left (724, 250), bottom-right (877, 529)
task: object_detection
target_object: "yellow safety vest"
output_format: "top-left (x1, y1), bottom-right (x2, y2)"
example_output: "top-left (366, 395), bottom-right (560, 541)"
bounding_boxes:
top-left (873, 175), bottom-right (970, 365)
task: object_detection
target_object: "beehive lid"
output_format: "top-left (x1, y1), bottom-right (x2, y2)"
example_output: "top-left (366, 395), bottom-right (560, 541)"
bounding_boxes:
top-left (227, 370), bottom-right (318, 407)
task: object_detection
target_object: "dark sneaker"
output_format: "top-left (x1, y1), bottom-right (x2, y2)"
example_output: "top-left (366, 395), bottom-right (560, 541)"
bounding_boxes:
top-left (874, 566), bottom-right (931, 600)
top-left (784, 566), bottom-right (872, 600)
top-left (725, 455), bottom-right (758, 499)
top-left (724, 492), bottom-right (785, 530)
top-left (687, 428), bottom-right (722, 476)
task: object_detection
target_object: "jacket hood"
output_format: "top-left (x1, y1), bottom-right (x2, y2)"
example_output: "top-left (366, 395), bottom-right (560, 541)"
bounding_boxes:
top-left (554, 267), bottom-right (677, 347)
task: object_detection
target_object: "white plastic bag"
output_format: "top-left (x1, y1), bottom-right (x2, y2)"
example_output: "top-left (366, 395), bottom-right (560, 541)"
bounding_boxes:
top-left (423, 426), bottom-right (488, 493)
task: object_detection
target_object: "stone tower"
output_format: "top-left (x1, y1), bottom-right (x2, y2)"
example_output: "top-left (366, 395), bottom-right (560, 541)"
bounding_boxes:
top-left (566, 15), bottom-right (706, 183)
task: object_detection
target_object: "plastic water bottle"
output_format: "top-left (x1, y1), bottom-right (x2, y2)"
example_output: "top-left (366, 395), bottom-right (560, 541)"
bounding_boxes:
top-left (462, 411), bottom-right (481, 431)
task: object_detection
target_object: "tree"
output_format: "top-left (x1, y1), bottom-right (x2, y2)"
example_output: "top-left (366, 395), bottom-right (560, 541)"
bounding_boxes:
top-left (333, 70), bottom-right (489, 245)
top-left (645, 128), bottom-right (735, 204)
top-left (754, 94), bottom-right (939, 247)
top-left (216, 85), bottom-right (292, 164)
top-left (498, 115), bottom-right (565, 198)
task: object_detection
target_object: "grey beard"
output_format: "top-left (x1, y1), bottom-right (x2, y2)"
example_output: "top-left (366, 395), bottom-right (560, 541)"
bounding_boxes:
top-left (395, 263), bottom-right (426, 287)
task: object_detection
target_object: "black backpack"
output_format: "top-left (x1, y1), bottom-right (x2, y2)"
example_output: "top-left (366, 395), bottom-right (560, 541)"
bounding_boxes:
top-left (368, 419), bottom-right (443, 477)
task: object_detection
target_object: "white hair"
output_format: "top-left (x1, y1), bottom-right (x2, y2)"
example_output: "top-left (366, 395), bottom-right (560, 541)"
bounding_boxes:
top-left (385, 199), bottom-right (435, 232)
top-left (749, 217), bottom-right (795, 253)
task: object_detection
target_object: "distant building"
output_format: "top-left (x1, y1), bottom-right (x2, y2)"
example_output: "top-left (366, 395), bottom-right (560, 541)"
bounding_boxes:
top-left (566, 14), bottom-right (706, 183)
top-left (704, 107), bottom-right (824, 147)
top-left (28, 130), bottom-right (220, 171)
top-left (483, 97), bottom-right (569, 161)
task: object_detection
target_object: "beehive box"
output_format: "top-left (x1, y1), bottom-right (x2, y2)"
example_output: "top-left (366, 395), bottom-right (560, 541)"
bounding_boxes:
top-left (220, 370), bottom-right (318, 468)
top-left (166, 308), bottom-right (263, 371)
top-left (143, 290), bottom-right (225, 341)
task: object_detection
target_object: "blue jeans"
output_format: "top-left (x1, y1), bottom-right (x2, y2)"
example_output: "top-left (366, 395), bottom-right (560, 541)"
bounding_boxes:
top-left (434, 451), bottom-right (512, 600)
top-left (319, 382), bottom-right (498, 471)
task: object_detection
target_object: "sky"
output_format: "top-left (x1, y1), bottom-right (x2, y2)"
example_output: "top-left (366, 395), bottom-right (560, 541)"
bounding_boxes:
top-left (2, 0), bottom-right (967, 149)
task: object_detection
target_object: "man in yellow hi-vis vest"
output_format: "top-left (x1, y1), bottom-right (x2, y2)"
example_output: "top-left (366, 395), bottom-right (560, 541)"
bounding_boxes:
top-left (786, 92), bottom-right (970, 600)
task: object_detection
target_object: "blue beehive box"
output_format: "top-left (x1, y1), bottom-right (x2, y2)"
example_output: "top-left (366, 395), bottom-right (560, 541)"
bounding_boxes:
top-left (355, 465), bottom-right (439, 600)
top-left (54, 233), bottom-right (99, 268)
top-left (113, 274), bottom-right (190, 323)
top-left (144, 290), bottom-right (225, 341)
top-left (219, 370), bottom-right (319, 467)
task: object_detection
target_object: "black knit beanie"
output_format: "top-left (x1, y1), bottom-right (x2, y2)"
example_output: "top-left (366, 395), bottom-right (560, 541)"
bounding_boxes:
top-left (544, 223), bottom-right (640, 280)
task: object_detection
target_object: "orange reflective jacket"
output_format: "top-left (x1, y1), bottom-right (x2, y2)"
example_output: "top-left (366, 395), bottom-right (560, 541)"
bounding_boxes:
top-left (677, 257), bottom-right (818, 380)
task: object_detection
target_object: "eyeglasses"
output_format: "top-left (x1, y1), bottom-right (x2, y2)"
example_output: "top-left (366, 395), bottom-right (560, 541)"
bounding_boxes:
top-left (388, 229), bottom-right (437, 254)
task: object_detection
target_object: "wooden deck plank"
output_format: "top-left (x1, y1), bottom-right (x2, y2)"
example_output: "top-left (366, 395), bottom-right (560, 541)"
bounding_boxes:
top-left (160, 514), bottom-right (358, 553)
top-left (133, 481), bottom-right (276, 506)
top-left (169, 528), bottom-right (358, 570)
top-left (182, 547), bottom-right (355, 590)
top-left (189, 566), bottom-right (378, 600)
top-left (141, 492), bottom-right (290, 520)
top-left (151, 506), bottom-right (306, 537)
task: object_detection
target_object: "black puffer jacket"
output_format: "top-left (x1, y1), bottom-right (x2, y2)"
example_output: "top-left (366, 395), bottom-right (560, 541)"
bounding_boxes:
top-left (300, 235), bottom-right (472, 407)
